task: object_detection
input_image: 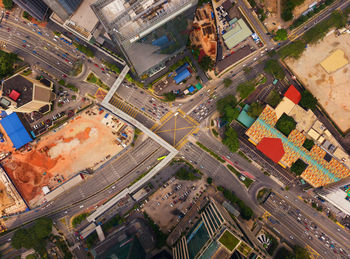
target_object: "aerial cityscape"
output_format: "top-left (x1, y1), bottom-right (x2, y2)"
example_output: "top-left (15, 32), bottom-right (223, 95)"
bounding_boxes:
top-left (0, 0), bottom-right (348, 258)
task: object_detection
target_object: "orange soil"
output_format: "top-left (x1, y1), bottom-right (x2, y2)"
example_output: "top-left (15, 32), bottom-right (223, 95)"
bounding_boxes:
top-left (0, 109), bottom-right (129, 202)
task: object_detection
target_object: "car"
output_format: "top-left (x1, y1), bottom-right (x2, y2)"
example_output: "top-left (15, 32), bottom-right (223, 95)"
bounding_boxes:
top-left (79, 205), bottom-right (84, 208)
top-left (37, 31), bottom-right (42, 35)
top-left (62, 74), bottom-right (67, 78)
top-left (22, 40), bottom-right (26, 43)
top-left (22, 44), bottom-right (26, 47)
top-left (33, 50), bottom-right (37, 54)
top-left (94, 64), bottom-right (99, 67)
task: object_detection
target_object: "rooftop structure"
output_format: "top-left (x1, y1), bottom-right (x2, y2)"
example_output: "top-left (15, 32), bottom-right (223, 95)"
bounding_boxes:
top-left (237, 104), bottom-right (255, 128)
top-left (0, 113), bottom-right (32, 149)
top-left (13, 0), bottom-right (50, 21)
top-left (0, 73), bottom-right (54, 114)
top-left (222, 18), bottom-right (252, 49)
top-left (91, 0), bottom-right (198, 75)
top-left (246, 86), bottom-right (350, 187)
top-left (43, 0), bottom-right (83, 20)
top-left (320, 49), bottom-right (348, 73)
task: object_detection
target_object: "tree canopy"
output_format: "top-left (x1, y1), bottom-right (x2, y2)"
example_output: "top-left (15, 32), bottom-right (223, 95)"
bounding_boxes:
top-left (223, 78), bottom-right (232, 88)
top-left (199, 55), bottom-right (214, 72)
top-left (12, 217), bottom-right (52, 255)
top-left (237, 80), bottom-right (255, 99)
top-left (278, 40), bottom-right (305, 60)
top-left (216, 95), bottom-right (239, 123)
top-left (293, 245), bottom-right (310, 259)
top-left (299, 90), bottom-right (317, 110)
top-left (163, 92), bottom-right (176, 102)
top-left (275, 113), bottom-right (296, 136)
top-left (3, 0), bottom-right (13, 10)
top-left (247, 102), bottom-right (264, 118)
top-left (274, 29), bottom-right (288, 41)
top-left (0, 51), bottom-right (17, 79)
top-left (291, 159), bottom-right (308, 175)
top-left (222, 127), bottom-right (239, 152)
top-left (266, 90), bottom-right (281, 108)
top-left (263, 59), bottom-right (285, 80)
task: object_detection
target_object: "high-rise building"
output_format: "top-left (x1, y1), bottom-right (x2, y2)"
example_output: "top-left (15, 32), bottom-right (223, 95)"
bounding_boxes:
top-left (91, 0), bottom-right (198, 76)
top-left (13, 0), bottom-right (49, 21)
top-left (42, 0), bottom-right (83, 20)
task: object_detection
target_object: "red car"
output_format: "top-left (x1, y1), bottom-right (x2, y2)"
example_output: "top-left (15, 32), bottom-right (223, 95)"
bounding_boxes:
top-left (7, 28), bottom-right (10, 32)
top-left (94, 64), bottom-right (99, 67)
top-left (62, 74), bottom-right (67, 78)
top-left (65, 59), bottom-right (68, 62)
top-left (22, 44), bottom-right (26, 47)
top-left (101, 67), bottom-right (104, 71)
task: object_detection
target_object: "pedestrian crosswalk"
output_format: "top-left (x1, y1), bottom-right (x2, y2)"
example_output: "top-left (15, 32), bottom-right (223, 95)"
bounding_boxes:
top-left (109, 96), bottom-right (139, 118)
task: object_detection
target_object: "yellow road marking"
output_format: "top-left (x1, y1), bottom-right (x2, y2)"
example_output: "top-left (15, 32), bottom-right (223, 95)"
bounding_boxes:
top-left (175, 126), bottom-right (198, 149)
top-left (306, 245), bottom-right (319, 259)
top-left (155, 126), bottom-right (196, 133)
top-left (153, 112), bottom-right (174, 132)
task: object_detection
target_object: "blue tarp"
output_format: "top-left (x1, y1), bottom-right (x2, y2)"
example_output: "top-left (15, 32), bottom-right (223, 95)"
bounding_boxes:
top-left (0, 113), bottom-right (32, 149)
top-left (174, 68), bottom-right (191, 84)
top-left (188, 85), bottom-right (195, 93)
top-left (152, 35), bottom-right (169, 47)
top-left (175, 63), bottom-right (189, 74)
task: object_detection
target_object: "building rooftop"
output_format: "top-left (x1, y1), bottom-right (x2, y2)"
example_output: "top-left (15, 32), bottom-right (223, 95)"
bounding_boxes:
top-left (256, 137), bottom-right (285, 163)
top-left (284, 85), bottom-right (301, 104)
top-left (2, 75), bottom-right (34, 108)
top-left (246, 105), bottom-right (350, 187)
top-left (222, 19), bottom-right (252, 49)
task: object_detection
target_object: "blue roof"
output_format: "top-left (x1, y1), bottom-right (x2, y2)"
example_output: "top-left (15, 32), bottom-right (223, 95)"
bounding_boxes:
top-left (188, 85), bottom-right (195, 93)
top-left (175, 63), bottom-right (189, 74)
top-left (174, 68), bottom-right (191, 84)
top-left (152, 35), bottom-right (169, 47)
top-left (0, 113), bottom-right (32, 149)
top-left (237, 104), bottom-right (256, 128)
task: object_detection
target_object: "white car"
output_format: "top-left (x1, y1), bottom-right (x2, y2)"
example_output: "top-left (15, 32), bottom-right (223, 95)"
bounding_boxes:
top-left (79, 205), bottom-right (84, 208)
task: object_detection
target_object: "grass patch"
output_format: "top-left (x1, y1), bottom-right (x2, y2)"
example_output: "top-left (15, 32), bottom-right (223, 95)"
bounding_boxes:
top-left (212, 129), bottom-right (219, 137)
top-left (102, 214), bottom-right (125, 233)
top-left (72, 213), bottom-right (89, 228)
top-left (143, 212), bottom-right (167, 249)
top-left (21, 69), bottom-right (32, 76)
top-left (237, 242), bottom-right (252, 256)
top-left (65, 83), bottom-right (78, 93)
top-left (291, 159), bottom-right (308, 175)
top-left (87, 72), bottom-right (109, 90)
top-left (227, 165), bottom-right (253, 188)
top-left (302, 138), bottom-right (314, 151)
top-left (175, 167), bottom-right (201, 181)
top-left (218, 230), bottom-right (240, 251)
top-left (238, 151), bottom-right (251, 162)
top-left (196, 142), bottom-right (225, 163)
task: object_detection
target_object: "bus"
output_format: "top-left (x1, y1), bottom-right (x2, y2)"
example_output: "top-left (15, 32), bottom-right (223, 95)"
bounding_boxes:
top-left (157, 156), bottom-right (167, 161)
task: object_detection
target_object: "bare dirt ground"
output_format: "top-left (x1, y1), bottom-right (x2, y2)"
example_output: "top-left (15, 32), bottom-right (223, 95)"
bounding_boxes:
top-left (286, 32), bottom-right (350, 132)
top-left (0, 106), bottom-right (133, 202)
top-left (143, 176), bottom-right (206, 232)
top-left (0, 181), bottom-right (14, 211)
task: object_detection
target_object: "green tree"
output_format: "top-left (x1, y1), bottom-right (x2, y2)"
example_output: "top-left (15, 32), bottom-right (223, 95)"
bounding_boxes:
top-left (222, 128), bottom-right (239, 152)
top-left (266, 90), bottom-right (281, 107)
top-left (199, 55), bottom-right (214, 72)
top-left (58, 79), bottom-right (65, 86)
top-left (12, 228), bottom-right (33, 249)
top-left (3, 0), bottom-right (13, 10)
top-left (207, 177), bottom-right (213, 184)
top-left (224, 106), bottom-right (240, 122)
top-left (302, 138), bottom-right (314, 151)
top-left (293, 245), bottom-right (310, 259)
top-left (237, 81), bottom-right (255, 99)
top-left (278, 40), bottom-right (305, 59)
top-left (223, 78), bottom-right (232, 88)
top-left (33, 217), bottom-right (52, 239)
top-left (0, 51), bottom-right (17, 79)
top-left (163, 92), bottom-right (176, 102)
top-left (217, 95), bottom-right (237, 115)
top-left (291, 159), bottom-right (308, 175)
top-left (299, 90), bottom-right (317, 110)
top-left (275, 113), bottom-right (296, 136)
top-left (264, 59), bottom-right (285, 79)
top-left (274, 29), bottom-right (288, 41)
top-left (247, 102), bottom-right (264, 118)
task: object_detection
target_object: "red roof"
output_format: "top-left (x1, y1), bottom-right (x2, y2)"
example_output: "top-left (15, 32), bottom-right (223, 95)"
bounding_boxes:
top-left (9, 90), bottom-right (20, 101)
top-left (257, 137), bottom-right (285, 163)
top-left (284, 85), bottom-right (301, 104)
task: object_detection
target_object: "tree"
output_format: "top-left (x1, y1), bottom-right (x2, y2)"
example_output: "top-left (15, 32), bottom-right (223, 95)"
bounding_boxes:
top-left (299, 90), bottom-right (317, 110)
top-left (3, 0), bottom-right (13, 10)
top-left (303, 138), bottom-right (314, 151)
top-left (33, 217), bottom-right (52, 239)
top-left (224, 106), bottom-right (240, 122)
top-left (207, 177), bottom-right (213, 184)
top-left (0, 51), bottom-right (17, 79)
top-left (237, 81), bottom-right (255, 99)
top-left (223, 78), bottom-right (232, 88)
top-left (278, 40), bottom-right (305, 59)
top-left (291, 159), bottom-right (308, 175)
top-left (264, 59), bottom-right (285, 80)
top-left (58, 79), bottom-right (65, 86)
top-left (266, 90), bottom-right (281, 107)
top-left (198, 55), bottom-right (214, 72)
top-left (293, 245), bottom-right (310, 259)
top-left (275, 113), bottom-right (296, 136)
top-left (274, 29), bottom-right (288, 41)
top-left (163, 92), bottom-right (176, 102)
top-left (247, 102), bottom-right (264, 118)
top-left (222, 128), bottom-right (239, 152)
top-left (217, 95), bottom-right (237, 115)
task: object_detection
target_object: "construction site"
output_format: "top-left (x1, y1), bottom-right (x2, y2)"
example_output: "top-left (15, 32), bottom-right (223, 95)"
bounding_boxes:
top-left (286, 32), bottom-right (350, 132)
top-left (0, 106), bottom-right (134, 205)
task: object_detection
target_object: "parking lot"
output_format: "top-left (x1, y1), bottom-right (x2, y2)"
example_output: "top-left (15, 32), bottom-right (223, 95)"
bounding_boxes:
top-left (142, 176), bottom-right (206, 232)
